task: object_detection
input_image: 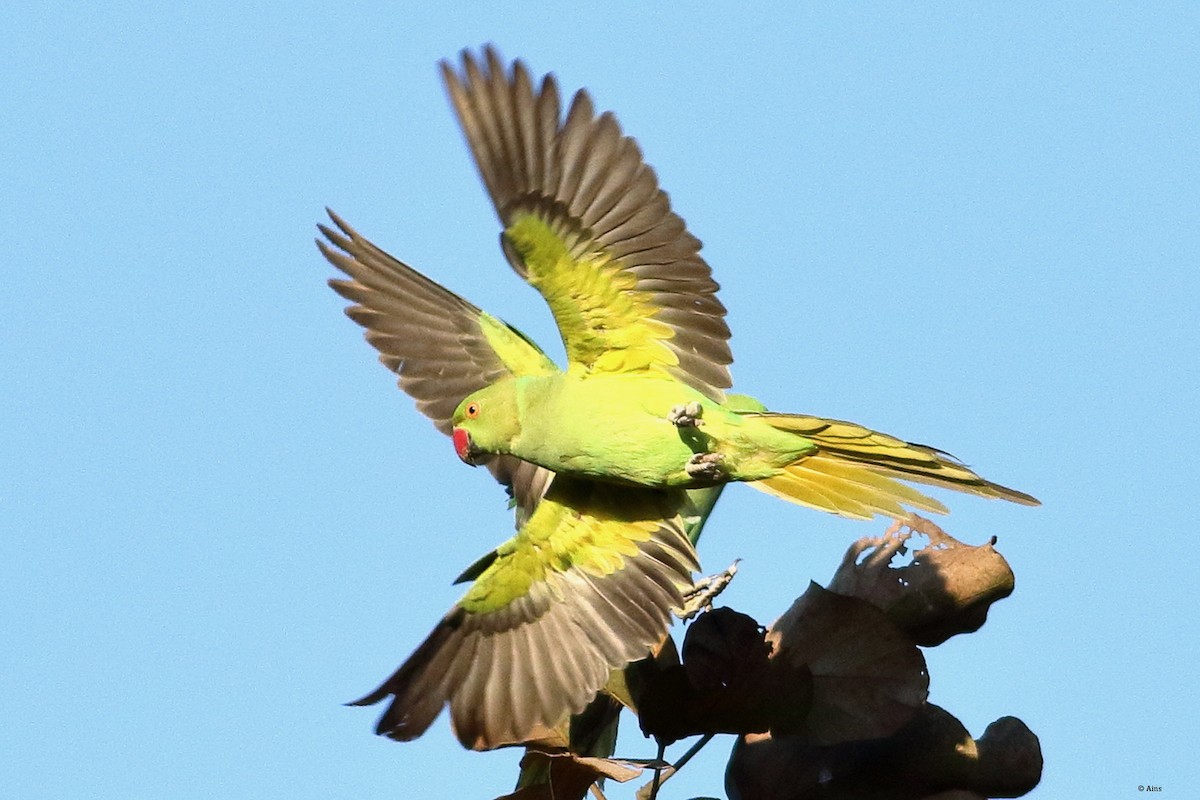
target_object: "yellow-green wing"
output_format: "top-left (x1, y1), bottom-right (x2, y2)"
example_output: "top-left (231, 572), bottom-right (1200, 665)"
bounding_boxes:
top-left (349, 477), bottom-right (699, 750)
top-left (442, 47), bottom-right (733, 400)
top-left (318, 209), bottom-right (555, 516)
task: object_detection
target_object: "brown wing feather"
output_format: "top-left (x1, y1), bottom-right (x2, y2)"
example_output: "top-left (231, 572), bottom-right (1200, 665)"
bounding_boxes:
top-left (317, 209), bottom-right (554, 517)
top-left (441, 46), bottom-right (733, 400)
top-left (349, 480), bottom-right (700, 750)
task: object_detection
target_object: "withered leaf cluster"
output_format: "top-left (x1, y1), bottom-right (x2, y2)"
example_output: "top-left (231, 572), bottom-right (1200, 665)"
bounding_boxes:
top-left (510, 517), bottom-right (1041, 800)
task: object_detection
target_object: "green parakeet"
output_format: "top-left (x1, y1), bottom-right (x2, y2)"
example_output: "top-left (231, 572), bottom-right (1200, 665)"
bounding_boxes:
top-left (450, 370), bottom-right (1038, 520)
top-left (319, 47), bottom-right (739, 749)
top-left (320, 46), bottom-right (1036, 752)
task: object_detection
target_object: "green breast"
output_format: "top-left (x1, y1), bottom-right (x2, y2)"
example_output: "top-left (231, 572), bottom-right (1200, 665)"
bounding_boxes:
top-left (513, 372), bottom-right (708, 487)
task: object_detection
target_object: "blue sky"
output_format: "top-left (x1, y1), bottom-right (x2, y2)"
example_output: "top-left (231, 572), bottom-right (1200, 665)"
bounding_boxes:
top-left (3, 3), bottom-right (1197, 798)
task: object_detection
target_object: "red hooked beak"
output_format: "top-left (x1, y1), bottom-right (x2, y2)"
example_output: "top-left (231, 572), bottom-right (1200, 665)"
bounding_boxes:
top-left (452, 427), bottom-right (477, 465)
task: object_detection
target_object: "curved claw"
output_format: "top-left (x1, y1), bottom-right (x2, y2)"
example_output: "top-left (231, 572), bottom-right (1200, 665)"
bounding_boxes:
top-left (685, 452), bottom-right (727, 482)
top-left (668, 401), bottom-right (705, 428)
top-left (676, 560), bottom-right (740, 620)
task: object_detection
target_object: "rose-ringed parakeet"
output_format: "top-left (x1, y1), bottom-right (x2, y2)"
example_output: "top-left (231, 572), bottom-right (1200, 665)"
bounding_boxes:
top-left (318, 47), bottom-right (740, 749)
top-left (450, 370), bottom-right (1038, 520)
top-left (322, 45), bottom-right (1037, 752)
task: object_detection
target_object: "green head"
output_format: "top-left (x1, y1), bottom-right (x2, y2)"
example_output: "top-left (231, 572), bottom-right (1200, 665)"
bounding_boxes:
top-left (450, 379), bottom-right (522, 466)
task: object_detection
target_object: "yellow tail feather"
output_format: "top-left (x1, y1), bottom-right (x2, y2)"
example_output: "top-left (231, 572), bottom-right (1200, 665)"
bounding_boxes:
top-left (744, 413), bottom-right (1039, 520)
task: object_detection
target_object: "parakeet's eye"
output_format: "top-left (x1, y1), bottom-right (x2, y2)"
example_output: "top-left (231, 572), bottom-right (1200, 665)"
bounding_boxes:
top-left (465, 402), bottom-right (481, 419)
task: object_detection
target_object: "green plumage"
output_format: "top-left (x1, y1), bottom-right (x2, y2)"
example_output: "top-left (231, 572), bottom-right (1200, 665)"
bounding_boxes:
top-left (455, 373), bottom-right (812, 486)
top-left (451, 371), bottom-right (1038, 519)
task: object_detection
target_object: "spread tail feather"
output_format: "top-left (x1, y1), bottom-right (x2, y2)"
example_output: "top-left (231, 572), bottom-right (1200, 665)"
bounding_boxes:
top-left (745, 413), bottom-right (1039, 520)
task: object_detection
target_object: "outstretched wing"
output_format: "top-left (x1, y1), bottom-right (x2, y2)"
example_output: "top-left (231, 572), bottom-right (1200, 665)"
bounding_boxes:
top-left (349, 478), bottom-right (699, 750)
top-left (442, 46), bottom-right (733, 401)
top-left (318, 209), bottom-right (555, 517)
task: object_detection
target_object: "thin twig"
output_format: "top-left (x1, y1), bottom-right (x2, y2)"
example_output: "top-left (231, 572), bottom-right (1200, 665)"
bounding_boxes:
top-left (635, 733), bottom-right (718, 798)
top-left (647, 740), bottom-right (667, 800)
top-left (671, 732), bottom-right (715, 774)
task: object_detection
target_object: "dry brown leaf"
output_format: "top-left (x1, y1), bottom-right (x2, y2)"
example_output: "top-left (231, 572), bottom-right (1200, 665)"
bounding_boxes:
top-left (497, 749), bottom-right (644, 800)
top-left (767, 582), bottom-right (928, 744)
top-left (973, 716), bottom-right (1045, 797)
top-left (828, 516), bottom-right (1014, 646)
top-left (681, 605), bottom-right (773, 691)
top-left (637, 608), bottom-right (811, 743)
top-left (726, 703), bottom-right (1042, 800)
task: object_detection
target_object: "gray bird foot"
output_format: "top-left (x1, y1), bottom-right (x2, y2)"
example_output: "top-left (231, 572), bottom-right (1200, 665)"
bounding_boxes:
top-left (668, 401), bottom-right (705, 428)
top-left (676, 560), bottom-right (740, 620)
top-left (685, 451), bottom-right (727, 482)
